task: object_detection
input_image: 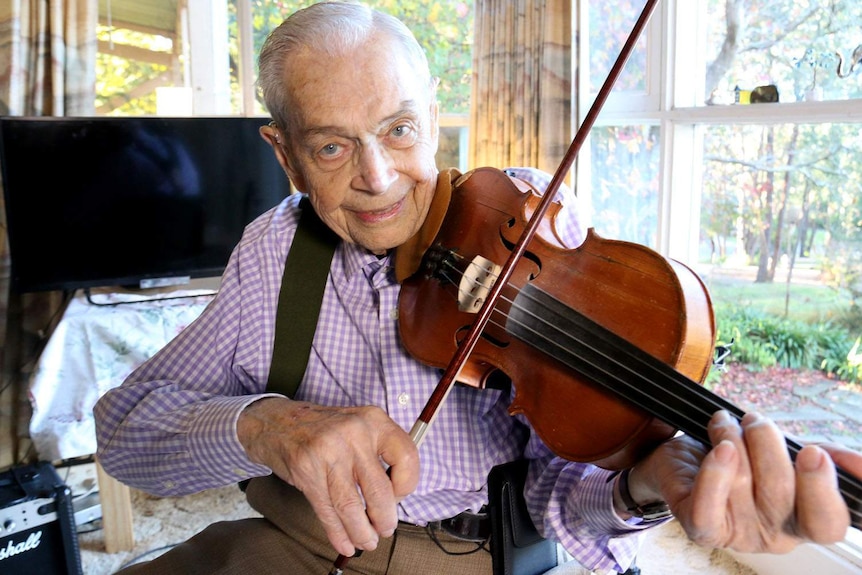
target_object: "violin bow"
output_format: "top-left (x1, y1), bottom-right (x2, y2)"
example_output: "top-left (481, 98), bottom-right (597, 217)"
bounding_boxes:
top-left (328, 1), bottom-right (661, 572)
top-left (410, 0), bottom-right (661, 447)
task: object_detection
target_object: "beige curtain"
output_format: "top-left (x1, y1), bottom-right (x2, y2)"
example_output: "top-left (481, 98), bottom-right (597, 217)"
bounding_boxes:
top-left (0, 0), bottom-right (97, 115)
top-left (469, 0), bottom-right (572, 175)
top-left (1, 0), bottom-right (97, 267)
top-left (0, 0), bottom-right (97, 465)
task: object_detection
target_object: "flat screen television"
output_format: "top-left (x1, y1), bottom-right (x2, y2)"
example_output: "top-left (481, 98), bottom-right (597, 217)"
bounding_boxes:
top-left (1, 116), bottom-right (292, 293)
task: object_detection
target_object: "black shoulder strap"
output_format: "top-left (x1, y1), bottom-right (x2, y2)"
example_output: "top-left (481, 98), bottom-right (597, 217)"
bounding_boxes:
top-left (266, 196), bottom-right (339, 397)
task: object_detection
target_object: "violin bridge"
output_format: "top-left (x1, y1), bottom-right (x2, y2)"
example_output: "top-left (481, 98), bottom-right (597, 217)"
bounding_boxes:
top-left (458, 255), bottom-right (502, 313)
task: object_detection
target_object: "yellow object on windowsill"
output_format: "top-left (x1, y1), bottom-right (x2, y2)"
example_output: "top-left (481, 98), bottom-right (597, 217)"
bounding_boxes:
top-left (734, 84), bottom-right (779, 105)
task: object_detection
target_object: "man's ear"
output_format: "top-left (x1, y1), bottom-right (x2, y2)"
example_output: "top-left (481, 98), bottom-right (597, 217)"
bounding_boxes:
top-left (429, 98), bottom-right (440, 147)
top-left (259, 123), bottom-right (308, 191)
top-left (259, 123), bottom-right (287, 165)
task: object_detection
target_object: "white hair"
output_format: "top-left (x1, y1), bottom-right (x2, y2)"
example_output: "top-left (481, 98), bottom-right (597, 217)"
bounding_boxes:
top-left (257, 1), bottom-right (433, 133)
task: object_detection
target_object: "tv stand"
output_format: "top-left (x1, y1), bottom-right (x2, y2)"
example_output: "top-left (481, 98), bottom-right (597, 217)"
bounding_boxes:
top-left (139, 276), bottom-right (191, 289)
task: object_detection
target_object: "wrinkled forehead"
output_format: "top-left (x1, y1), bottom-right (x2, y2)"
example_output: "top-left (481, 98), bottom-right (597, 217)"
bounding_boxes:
top-left (283, 37), bottom-right (433, 133)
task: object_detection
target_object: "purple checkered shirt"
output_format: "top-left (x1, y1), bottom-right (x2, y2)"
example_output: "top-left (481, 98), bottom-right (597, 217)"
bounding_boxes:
top-left (95, 167), bottom-right (651, 571)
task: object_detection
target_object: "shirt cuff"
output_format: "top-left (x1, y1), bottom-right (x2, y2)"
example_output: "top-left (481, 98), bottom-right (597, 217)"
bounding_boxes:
top-left (572, 468), bottom-right (659, 535)
top-left (186, 393), bottom-right (283, 484)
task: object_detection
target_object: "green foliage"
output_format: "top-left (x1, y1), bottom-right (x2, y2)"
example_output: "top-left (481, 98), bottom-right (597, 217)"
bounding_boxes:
top-left (234, 0), bottom-right (473, 115)
top-left (588, 1), bottom-right (647, 92)
top-left (96, 27), bottom-right (171, 115)
top-left (589, 125), bottom-right (661, 247)
top-left (99, 2), bottom-right (473, 116)
top-left (372, 1), bottom-right (473, 114)
top-left (714, 302), bottom-right (862, 383)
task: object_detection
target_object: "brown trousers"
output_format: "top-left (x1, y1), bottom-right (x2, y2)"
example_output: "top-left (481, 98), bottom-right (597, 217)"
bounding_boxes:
top-left (118, 475), bottom-right (493, 575)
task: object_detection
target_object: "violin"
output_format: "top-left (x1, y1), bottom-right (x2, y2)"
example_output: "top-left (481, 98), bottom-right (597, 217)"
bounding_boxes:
top-left (398, 166), bottom-right (712, 469)
top-left (396, 163), bottom-right (862, 528)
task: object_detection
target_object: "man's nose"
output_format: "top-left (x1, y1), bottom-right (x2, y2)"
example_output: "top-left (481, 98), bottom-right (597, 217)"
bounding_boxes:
top-left (354, 141), bottom-right (397, 193)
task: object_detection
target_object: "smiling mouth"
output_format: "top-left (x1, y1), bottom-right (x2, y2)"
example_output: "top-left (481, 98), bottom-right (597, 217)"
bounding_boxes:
top-left (355, 198), bottom-right (404, 223)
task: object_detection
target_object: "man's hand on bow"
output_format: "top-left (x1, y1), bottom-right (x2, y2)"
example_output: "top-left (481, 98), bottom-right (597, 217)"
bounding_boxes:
top-left (238, 397), bottom-right (420, 557)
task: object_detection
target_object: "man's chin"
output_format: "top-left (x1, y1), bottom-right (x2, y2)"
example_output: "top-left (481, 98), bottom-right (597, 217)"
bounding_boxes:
top-left (355, 220), bottom-right (420, 255)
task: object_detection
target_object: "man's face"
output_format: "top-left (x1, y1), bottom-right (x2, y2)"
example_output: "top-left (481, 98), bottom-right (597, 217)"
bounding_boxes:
top-left (273, 36), bottom-right (440, 254)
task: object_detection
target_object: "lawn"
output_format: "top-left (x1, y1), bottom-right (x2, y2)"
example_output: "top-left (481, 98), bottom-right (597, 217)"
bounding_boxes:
top-left (702, 264), bottom-right (858, 330)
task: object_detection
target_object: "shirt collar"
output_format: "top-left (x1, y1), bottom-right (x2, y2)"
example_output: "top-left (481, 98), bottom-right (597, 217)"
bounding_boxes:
top-left (340, 241), bottom-right (394, 283)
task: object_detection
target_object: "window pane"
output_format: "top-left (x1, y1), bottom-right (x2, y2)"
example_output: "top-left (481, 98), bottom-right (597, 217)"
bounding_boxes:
top-left (704, 0), bottom-right (862, 105)
top-left (587, 125), bottom-right (661, 247)
top-left (437, 122), bottom-right (469, 172)
top-left (700, 122), bottom-right (862, 274)
top-left (588, 0), bottom-right (649, 94)
top-left (96, 25), bottom-right (187, 115)
top-left (699, 122), bottom-right (862, 447)
top-left (229, 0), bottom-right (474, 116)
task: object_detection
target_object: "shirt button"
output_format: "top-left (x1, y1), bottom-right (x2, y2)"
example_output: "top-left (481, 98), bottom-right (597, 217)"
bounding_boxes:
top-left (397, 392), bottom-right (410, 406)
top-left (163, 480), bottom-right (176, 490)
top-left (389, 307), bottom-right (399, 320)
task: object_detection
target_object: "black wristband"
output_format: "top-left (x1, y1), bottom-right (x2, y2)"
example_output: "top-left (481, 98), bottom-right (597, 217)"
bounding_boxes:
top-left (618, 468), bottom-right (672, 521)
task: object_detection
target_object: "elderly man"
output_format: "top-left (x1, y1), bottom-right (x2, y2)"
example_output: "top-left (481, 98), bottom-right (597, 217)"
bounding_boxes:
top-left (95, 2), bottom-right (860, 574)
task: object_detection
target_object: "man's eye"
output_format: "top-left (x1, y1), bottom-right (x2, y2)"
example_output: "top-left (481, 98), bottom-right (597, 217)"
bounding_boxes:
top-left (391, 125), bottom-right (411, 138)
top-left (388, 124), bottom-right (417, 148)
top-left (319, 143), bottom-right (341, 157)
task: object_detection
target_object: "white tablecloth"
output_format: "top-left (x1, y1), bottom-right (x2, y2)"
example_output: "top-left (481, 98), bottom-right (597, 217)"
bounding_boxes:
top-left (28, 288), bottom-right (215, 461)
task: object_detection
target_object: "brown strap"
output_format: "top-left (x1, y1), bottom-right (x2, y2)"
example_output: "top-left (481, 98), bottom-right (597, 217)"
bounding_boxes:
top-left (266, 196), bottom-right (339, 397)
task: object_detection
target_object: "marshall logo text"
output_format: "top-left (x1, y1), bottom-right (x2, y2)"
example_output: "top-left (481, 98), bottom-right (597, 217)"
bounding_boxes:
top-left (0, 531), bottom-right (43, 561)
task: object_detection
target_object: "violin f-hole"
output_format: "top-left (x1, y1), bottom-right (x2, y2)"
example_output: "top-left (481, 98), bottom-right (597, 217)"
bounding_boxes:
top-left (500, 219), bottom-right (542, 280)
top-left (455, 323), bottom-right (510, 350)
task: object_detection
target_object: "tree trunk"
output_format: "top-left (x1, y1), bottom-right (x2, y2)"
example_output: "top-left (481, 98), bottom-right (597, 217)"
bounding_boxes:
top-left (769, 125), bottom-right (800, 282)
top-left (756, 129), bottom-right (775, 283)
top-left (705, 0), bottom-right (746, 102)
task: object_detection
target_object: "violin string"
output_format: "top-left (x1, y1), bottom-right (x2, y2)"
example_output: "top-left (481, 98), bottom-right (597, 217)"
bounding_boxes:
top-left (515, 289), bottom-right (730, 432)
top-left (502, 285), bottom-right (862, 515)
top-left (440, 260), bottom-right (862, 515)
top-left (451, 256), bottom-right (794, 432)
top-left (445, 260), bottom-right (736, 433)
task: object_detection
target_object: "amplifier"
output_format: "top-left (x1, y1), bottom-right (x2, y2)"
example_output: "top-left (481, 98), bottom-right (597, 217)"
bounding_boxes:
top-left (0, 461), bottom-right (82, 575)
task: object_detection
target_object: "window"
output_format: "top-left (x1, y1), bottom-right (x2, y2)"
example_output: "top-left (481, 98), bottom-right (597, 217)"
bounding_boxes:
top-left (95, 1), bottom-right (474, 171)
top-left (579, 0), bottom-right (861, 566)
top-left (96, 1), bottom-right (191, 115)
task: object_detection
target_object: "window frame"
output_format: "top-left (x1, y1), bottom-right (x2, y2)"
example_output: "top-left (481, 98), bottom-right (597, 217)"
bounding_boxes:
top-left (576, 0), bottom-right (862, 264)
top-left (575, 0), bottom-right (862, 569)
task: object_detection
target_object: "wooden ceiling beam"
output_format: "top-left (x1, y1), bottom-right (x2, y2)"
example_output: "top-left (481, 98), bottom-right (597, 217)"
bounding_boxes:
top-left (97, 40), bottom-right (175, 66)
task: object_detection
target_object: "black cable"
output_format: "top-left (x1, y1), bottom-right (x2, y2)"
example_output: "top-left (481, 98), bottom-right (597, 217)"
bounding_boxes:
top-left (424, 524), bottom-right (489, 556)
top-left (54, 455), bottom-right (97, 468)
top-left (84, 288), bottom-right (216, 307)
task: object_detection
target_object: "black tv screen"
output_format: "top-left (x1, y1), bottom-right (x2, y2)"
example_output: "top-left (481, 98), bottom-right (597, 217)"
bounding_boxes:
top-left (1, 116), bottom-right (292, 293)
